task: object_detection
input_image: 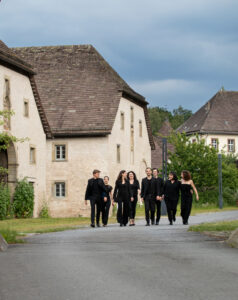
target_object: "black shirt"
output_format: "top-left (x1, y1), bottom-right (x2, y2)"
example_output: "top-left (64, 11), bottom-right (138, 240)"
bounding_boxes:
top-left (145, 178), bottom-right (152, 196)
top-left (129, 180), bottom-right (140, 198)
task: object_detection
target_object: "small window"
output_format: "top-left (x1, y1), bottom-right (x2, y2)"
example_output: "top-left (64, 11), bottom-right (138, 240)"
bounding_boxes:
top-left (30, 147), bottom-right (36, 164)
top-left (211, 138), bottom-right (218, 150)
top-left (228, 139), bottom-right (235, 152)
top-left (117, 144), bottom-right (121, 163)
top-left (24, 99), bottom-right (29, 117)
top-left (55, 182), bottom-right (65, 197)
top-left (55, 145), bottom-right (66, 160)
top-left (130, 106), bottom-right (134, 124)
top-left (120, 112), bottom-right (125, 130)
top-left (139, 120), bottom-right (142, 137)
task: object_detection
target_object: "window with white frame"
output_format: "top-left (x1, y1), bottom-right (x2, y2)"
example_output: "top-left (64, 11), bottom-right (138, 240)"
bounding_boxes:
top-left (228, 139), bottom-right (235, 152)
top-left (211, 138), bottom-right (218, 150)
top-left (55, 182), bottom-right (66, 197)
top-left (55, 145), bottom-right (66, 160)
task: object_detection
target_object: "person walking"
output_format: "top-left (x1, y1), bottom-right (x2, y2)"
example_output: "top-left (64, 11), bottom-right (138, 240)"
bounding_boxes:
top-left (101, 176), bottom-right (113, 227)
top-left (113, 170), bottom-right (133, 227)
top-left (127, 171), bottom-right (140, 226)
top-left (85, 169), bottom-right (107, 228)
top-left (141, 167), bottom-right (160, 226)
top-left (163, 172), bottom-right (180, 225)
top-left (152, 168), bottom-right (164, 225)
top-left (180, 170), bottom-right (199, 225)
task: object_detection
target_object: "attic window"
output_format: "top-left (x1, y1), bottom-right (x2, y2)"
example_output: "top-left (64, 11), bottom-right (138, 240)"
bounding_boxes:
top-left (120, 112), bottom-right (125, 130)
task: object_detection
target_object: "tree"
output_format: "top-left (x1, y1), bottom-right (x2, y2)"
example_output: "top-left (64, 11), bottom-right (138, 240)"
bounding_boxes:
top-left (148, 105), bottom-right (193, 135)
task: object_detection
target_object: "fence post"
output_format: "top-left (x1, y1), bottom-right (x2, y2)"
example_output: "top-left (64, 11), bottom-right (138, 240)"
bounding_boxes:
top-left (218, 154), bottom-right (223, 209)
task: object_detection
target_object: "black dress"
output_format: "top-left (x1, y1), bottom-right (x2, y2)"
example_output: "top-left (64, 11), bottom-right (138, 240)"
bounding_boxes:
top-left (113, 180), bottom-right (132, 226)
top-left (180, 183), bottom-right (193, 224)
top-left (102, 185), bottom-right (112, 226)
top-left (129, 180), bottom-right (140, 219)
top-left (164, 180), bottom-right (180, 223)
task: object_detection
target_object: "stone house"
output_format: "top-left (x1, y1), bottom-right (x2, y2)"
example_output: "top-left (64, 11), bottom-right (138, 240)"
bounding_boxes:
top-left (177, 90), bottom-right (238, 155)
top-left (6, 43), bottom-right (155, 217)
top-left (0, 40), bottom-right (51, 216)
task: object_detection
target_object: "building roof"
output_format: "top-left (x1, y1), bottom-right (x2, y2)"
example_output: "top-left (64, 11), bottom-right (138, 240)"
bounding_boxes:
top-left (12, 45), bottom-right (154, 148)
top-left (177, 91), bottom-right (238, 135)
top-left (0, 40), bottom-right (35, 75)
top-left (0, 40), bottom-right (52, 138)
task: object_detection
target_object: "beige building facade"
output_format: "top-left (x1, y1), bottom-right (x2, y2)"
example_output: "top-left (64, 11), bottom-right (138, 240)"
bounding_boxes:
top-left (0, 44), bottom-right (48, 217)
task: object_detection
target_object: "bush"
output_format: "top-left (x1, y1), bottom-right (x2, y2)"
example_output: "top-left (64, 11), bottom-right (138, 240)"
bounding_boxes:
top-left (0, 183), bottom-right (11, 220)
top-left (39, 202), bottom-right (50, 218)
top-left (13, 179), bottom-right (34, 218)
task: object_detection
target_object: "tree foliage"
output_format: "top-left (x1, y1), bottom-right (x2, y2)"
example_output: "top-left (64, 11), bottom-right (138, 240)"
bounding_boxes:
top-left (0, 183), bottom-right (11, 220)
top-left (148, 105), bottom-right (192, 135)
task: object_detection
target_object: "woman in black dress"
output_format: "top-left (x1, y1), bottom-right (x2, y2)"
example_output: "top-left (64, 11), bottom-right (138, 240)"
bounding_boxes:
top-left (163, 172), bottom-right (180, 225)
top-left (127, 171), bottom-right (140, 226)
top-left (180, 170), bottom-right (199, 225)
top-left (113, 170), bottom-right (133, 226)
top-left (101, 176), bottom-right (113, 227)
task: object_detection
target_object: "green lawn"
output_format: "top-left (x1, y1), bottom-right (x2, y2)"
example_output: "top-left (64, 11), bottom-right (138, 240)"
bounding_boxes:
top-left (189, 220), bottom-right (238, 232)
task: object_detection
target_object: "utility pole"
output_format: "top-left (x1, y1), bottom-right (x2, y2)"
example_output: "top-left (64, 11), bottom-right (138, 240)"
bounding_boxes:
top-left (218, 154), bottom-right (223, 209)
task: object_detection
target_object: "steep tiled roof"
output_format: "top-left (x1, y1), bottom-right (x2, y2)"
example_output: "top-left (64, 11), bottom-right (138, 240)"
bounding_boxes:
top-left (12, 45), bottom-right (154, 148)
top-left (0, 40), bottom-right (51, 138)
top-left (0, 40), bottom-right (35, 75)
top-left (177, 91), bottom-right (238, 135)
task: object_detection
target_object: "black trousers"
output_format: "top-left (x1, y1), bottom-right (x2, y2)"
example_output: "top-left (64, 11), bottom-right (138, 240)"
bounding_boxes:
top-left (129, 197), bottom-right (138, 219)
top-left (181, 197), bottom-right (193, 223)
top-left (155, 200), bottom-right (161, 223)
top-left (165, 199), bottom-right (177, 223)
top-left (117, 199), bottom-right (129, 225)
top-left (102, 199), bottom-right (111, 225)
top-left (90, 197), bottom-right (102, 225)
top-left (144, 195), bottom-right (155, 223)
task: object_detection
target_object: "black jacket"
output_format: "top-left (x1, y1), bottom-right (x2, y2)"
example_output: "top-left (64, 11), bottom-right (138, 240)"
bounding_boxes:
top-left (141, 177), bottom-right (159, 199)
top-left (154, 177), bottom-right (164, 196)
top-left (85, 178), bottom-right (107, 200)
top-left (113, 180), bottom-right (133, 202)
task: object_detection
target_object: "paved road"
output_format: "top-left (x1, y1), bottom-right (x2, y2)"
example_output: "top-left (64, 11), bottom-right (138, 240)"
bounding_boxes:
top-left (0, 211), bottom-right (238, 300)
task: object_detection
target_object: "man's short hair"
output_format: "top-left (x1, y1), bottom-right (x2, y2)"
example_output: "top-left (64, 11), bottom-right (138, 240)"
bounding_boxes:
top-left (152, 168), bottom-right (158, 172)
top-left (146, 167), bottom-right (152, 171)
top-left (93, 169), bottom-right (101, 175)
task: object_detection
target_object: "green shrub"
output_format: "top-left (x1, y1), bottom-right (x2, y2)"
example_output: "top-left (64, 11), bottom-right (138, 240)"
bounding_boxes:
top-left (0, 183), bottom-right (11, 220)
top-left (13, 178), bottom-right (34, 218)
top-left (39, 203), bottom-right (50, 218)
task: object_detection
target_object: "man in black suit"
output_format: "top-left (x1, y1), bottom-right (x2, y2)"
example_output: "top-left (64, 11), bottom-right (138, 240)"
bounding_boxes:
top-left (141, 167), bottom-right (160, 226)
top-left (152, 168), bottom-right (164, 225)
top-left (85, 169), bottom-right (107, 227)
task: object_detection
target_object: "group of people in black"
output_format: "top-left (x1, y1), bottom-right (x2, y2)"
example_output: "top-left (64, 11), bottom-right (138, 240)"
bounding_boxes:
top-left (85, 167), bottom-right (199, 228)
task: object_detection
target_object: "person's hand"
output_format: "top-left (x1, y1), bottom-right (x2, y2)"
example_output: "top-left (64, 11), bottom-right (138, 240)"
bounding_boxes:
top-left (138, 190), bottom-right (141, 196)
top-left (196, 195), bottom-right (199, 201)
top-left (131, 197), bottom-right (134, 202)
top-left (85, 200), bottom-right (88, 206)
top-left (104, 197), bottom-right (107, 202)
top-left (141, 198), bottom-right (144, 202)
top-left (156, 196), bottom-right (160, 201)
top-left (112, 200), bottom-right (114, 206)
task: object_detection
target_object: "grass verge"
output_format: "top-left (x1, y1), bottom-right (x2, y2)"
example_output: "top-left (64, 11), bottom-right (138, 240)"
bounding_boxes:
top-left (189, 220), bottom-right (238, 232)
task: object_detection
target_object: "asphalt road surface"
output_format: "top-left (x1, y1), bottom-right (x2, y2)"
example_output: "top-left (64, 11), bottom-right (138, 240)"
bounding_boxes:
top-left (0, 211), bottom-right (238, 300)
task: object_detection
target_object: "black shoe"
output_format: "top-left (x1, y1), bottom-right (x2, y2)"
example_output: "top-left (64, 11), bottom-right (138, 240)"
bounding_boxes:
top-left (151, 221), bottom-right (155, 225)
top-left (129, 224), bottom-right (133, 226)
top-left (170, 221), bottom-right (173, 225)
top-left (124, 224), bottom-right (127, 226)
top-left (173, 216), bottom-right (176, 222)
top-left (120, 223), bottom-right (123, 227)
top-left (146, 223), bottom-right (150, 226)
top-left (96, 223), bottom-right (100, 227)
top-left (156, 221), bottom-right (159, 225)
top-left (90, 224), bottom-right (95, 228)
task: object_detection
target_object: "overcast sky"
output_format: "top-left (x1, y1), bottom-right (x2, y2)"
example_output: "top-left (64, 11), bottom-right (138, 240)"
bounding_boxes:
top-left (1, 0), bottom-right (238, 112)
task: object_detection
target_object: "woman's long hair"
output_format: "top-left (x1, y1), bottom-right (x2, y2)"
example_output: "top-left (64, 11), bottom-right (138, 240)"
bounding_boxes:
top-left (117, 170), bottom-right (126, 182)
top-left (169, 171), bottom-right (178, 181)
top-left (182, 170), bottom-right (191, 181)
top-left (127, 171), bottom-right (138, 182)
